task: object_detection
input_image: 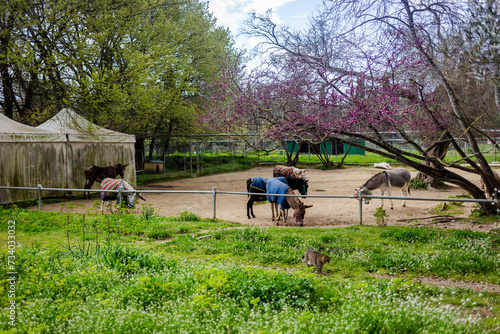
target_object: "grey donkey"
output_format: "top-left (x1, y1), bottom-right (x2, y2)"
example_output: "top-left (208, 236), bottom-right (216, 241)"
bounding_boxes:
top-left (355, 168), bottom-right (411, 209)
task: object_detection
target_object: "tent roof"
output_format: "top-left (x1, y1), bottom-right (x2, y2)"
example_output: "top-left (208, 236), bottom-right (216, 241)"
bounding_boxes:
top-left (36, 108), bottom-right (135, 143)
top-left (0, 113), bottom-right (62, 142)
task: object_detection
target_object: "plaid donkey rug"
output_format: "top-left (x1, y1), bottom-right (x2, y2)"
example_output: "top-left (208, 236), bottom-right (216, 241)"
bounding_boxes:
top-left (100, 178), bottom-right (123, 202)
top-left (266, 178), bottom-right (291, 210)
top-left (273, 165), bottom-right (296, 177)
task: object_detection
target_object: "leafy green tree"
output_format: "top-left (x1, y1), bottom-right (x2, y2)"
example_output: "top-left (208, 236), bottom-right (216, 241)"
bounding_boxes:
top-left (0, 0), bottom-right (236, 165)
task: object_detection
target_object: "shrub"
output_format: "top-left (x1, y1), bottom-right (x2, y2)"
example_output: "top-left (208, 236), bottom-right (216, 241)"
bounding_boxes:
top-left (100, 243), bottom-right (163, 273)
top-left (175, 211), bottom-right (201, 221)
top-left (410, 178), bottom-right (428, 190)
top-left (381, 227), bottom-right (439, 243)
top-left (145, 227), bottom-right (172, 240)
top-left (373, 207), bottom-right (389, 226)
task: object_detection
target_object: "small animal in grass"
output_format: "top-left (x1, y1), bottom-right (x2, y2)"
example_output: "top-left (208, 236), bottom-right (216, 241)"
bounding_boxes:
top-left (301, 249), bottom-right (330, 274)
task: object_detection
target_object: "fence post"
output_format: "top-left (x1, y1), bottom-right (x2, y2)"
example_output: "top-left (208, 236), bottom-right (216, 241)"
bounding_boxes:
top-left (118, 185), bottom-right (123, 209)
top-left (358, 190), bottom-right (363, 225)
top-left (37, 184), bottom-right (42, 210)
top-left (197, 141), bottom-right (200, 176)
top-left (212, 187), bottom-right (217, 219)
top-left (189, 140), bottom-right (193, 175)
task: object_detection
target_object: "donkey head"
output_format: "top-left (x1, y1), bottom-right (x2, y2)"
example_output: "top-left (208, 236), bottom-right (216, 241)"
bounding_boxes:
top-left (119, 179), bottom-right (145, 208)
top-left (298, 179), bottom-right (309, 198)
top-left (293, 202), bottom-right (313, 226)
top-left (124, 192), bottom-right (146, 208)
top-left (355, 186), bottom-right (372, 204)
top-left (114, 163), bottom-right (129, 178)
top-left (294, 168), bottom-right (307, 179)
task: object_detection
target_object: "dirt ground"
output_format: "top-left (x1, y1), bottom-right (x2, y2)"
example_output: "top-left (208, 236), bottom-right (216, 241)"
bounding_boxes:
top-left (41, 165), bottom-right (499, 233)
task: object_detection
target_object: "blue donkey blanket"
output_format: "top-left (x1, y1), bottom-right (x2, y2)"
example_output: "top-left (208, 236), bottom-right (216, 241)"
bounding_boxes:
top-left (250, 177), bottom-right (287, 193)
top-left (250, 177), bottom-right (268, 192)
top-left (266, 178), bottom-right (291, 210)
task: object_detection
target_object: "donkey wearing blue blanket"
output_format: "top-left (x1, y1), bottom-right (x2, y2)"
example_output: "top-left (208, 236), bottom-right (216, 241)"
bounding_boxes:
top-left (266, 178), bottom-right (312, 226)
top-left (246, 177), bottom-right (308, 219)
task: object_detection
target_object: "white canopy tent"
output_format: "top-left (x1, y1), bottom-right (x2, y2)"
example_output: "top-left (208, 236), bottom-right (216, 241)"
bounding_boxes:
top-left (0, 112), bottom-right (61, 142)
top-left (0, 109), bottom-right (136, 203)
top-left (37, 108), bottom-right (135, 143)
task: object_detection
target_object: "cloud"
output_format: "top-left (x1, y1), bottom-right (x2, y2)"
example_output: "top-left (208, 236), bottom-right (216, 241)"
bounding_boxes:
top-left (208, 0), bottom-right (295, 32)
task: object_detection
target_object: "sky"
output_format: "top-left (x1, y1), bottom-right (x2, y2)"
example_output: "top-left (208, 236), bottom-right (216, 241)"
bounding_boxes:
top-left (207, 0), bottom-right (325, 51)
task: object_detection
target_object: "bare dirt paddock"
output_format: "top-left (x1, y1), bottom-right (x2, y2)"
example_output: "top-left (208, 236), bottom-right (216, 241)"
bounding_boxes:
top-left (41, 166), bottom-right (498, 233)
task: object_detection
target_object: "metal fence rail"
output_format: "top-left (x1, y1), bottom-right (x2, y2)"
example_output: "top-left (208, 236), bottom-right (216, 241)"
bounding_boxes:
top-left (0, 185), bottom-right (496, 224)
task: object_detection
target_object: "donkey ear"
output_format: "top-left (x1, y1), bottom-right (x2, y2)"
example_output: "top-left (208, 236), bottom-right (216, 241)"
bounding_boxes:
top-left (305, 204), bottom-right (313, 208)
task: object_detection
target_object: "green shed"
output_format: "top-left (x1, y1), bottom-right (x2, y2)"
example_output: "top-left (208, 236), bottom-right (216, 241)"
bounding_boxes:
top-left (286, 141), bottom-right (333, 155)
top-left (344, 141), bottom-right (365, 155)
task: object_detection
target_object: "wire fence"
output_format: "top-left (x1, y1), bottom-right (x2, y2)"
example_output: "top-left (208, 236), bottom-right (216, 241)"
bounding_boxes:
top-left (1, 185), bottom-right (496, 224)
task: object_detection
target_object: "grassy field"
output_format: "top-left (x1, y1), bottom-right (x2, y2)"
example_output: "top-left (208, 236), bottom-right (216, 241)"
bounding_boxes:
top-left (1, 207), bottom-right (499, 333)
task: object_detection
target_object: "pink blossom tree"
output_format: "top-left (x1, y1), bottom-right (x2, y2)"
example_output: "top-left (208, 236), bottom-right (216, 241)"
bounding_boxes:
top-left (201, 1), bottom-right (500, 214)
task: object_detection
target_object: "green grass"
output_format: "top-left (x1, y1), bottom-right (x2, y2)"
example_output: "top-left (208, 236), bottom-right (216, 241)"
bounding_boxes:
top-left (1, 209), bottom-right (499, 333)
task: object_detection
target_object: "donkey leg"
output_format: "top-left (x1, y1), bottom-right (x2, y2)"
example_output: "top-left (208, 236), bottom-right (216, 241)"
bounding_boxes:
top-left (247, 198), bottom-right (254, 219)
top-left (401, 186), bottom-right (408, 207)
top-left (386, 189), bottom-right (394, 209)
top-left (84, 180), bottom-right (91, 200)
top-left (84, 177), bottom-right (96, 200)
top-left (271, 203), bottom-right (276, 223)
top-left (274, 204), bottom-right (283, 225)
top-left (282, 209), bottom-right (288, 226)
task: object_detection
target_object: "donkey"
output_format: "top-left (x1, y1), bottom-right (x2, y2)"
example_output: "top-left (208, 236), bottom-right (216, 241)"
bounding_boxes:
top-left (273, 165), bottom-right (307, 179)
top-left (355, 168), bottom-right (411, 209)
top-left (100, 178), bottom-right (145, 212)
top-left (246, 177), bottom-right (309, 219)
top-left (266, 178), bottom-right (313, 226)
top-left (84, 163), bottom-right (128, 199)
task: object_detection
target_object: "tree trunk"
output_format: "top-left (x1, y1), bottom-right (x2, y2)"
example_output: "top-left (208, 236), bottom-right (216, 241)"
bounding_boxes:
top-left (415, 141), bottom-right (451, 188)
top-left (494, 81), bottom-right (500, 117)
top-left (0, 61), bottom-right (15, 119)
top-left (0, 8), bottom-right (16, 119)
top-left (283, 140), bottom-right (301, 166)
top-left (135, 137), bottom-right (145, 171)
top-left (148, 137), bottom-right (155, 161)
top-left (162, 120), bottom-right (174, 161)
